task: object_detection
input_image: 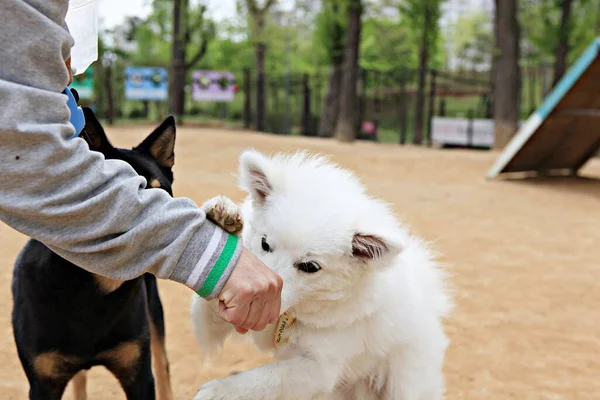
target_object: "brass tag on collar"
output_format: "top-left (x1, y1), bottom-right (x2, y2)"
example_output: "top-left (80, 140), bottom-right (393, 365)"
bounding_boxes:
top-left (274, 309), bottom-right (296, 348)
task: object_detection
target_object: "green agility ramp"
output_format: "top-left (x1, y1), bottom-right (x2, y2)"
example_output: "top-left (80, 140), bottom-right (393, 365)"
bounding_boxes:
top-left (487, 38), bottom-right (600, 179)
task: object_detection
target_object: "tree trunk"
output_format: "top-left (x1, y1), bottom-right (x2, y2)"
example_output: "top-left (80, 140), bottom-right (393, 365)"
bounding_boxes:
top-left (493, 0), bottom-right (520, 150)
top-left (246, 0), bottom-right (276, 132)
top-left (318, 1), bottom-right (345, 138)
top-left (318, 65), bottom-right (343, 137)
top-left (414, 11), bottom-right (430, 145)
top-left (243, 68), bottom-right (251, 129)
top-left (334, 0), bottom-right (362, 143)
top-left (554, 0), bottom-right (573, 86)
top-left (104, 64), bottom-right (114, 125)
top-left (255, 40), bottom-right (266, 132)
top-left (171, 0), bottom-right (186, 122)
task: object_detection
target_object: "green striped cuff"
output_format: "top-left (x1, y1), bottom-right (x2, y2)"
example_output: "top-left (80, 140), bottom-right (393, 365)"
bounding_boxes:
top-left (196, 234), bottom-right (241, 299)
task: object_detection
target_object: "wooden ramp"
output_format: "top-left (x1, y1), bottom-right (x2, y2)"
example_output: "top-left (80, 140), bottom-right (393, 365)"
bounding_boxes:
top-left (487, 38), bottom-right (600, 179)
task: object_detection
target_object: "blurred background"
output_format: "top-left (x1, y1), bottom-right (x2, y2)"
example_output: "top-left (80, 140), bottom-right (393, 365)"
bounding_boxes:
top-left (76, 0), bottom-right (599, 147)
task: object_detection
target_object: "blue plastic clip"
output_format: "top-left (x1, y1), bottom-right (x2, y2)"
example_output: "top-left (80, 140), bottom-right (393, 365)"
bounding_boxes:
top-left (63, 87), bottom-right (85, 139)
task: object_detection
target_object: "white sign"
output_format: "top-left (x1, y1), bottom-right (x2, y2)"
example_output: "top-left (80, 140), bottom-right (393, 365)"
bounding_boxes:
top-left (432, 117), bottom-right (495, 148)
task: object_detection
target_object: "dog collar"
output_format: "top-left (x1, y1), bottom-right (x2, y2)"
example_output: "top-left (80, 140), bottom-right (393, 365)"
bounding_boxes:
top-left (273, 309), bottom-right (296, 348)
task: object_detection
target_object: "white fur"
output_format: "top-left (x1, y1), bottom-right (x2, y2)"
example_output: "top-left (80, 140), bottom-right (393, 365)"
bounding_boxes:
top-left (191, 150), bottom-right (453, 400)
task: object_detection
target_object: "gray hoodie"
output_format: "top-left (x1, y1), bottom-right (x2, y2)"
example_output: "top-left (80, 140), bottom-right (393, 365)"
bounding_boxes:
top-left (0, 0), bottom-right (241, 299)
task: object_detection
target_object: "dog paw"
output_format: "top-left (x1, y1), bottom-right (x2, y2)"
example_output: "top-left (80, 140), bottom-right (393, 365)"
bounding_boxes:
top-left (201, 195), bottom-right (243, 235)
top-left (193, 372), bottom-right (271, 400)
top-left (193, 378), bottom-right (237, 400)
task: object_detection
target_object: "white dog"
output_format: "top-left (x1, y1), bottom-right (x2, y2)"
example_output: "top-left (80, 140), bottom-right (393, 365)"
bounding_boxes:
top-left (191, 150), bottom-right (453, 400)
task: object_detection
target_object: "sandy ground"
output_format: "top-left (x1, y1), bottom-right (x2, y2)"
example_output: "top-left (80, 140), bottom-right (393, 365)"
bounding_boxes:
top-left (1, 125), bottom-right (599, 399)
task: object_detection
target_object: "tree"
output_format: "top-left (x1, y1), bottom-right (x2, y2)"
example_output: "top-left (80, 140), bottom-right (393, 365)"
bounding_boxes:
top-left (451, 11), bottom-right (494, 72)
top-left (171, 0), bottom-right (215, 122)
top-left (520, 0), bottom-right (595, 82)
top-left (493, 0), bottom-right (520, 149)
top-left (316, 0), bottom-right (346, 137)
top-left (400, 0), bottom-right (444, 145)
top-left (554, 0), bottom-right (574, 84)
top-left (334, 0), bottom-right (363, 142)
top-left (246, 0), bottom-right (278, 132)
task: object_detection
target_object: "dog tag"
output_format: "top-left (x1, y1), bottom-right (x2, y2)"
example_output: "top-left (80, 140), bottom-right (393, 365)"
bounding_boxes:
top-left (273, 309), bottom-right (296, 348)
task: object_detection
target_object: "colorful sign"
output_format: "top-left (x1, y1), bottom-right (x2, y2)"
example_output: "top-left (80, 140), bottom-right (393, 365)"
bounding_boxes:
top-left (125, 67), bottom-right (168, 100)
top-left (192, 70), bottom-right (236, 102)
top-left (70, 66), bottom-right (94, 100)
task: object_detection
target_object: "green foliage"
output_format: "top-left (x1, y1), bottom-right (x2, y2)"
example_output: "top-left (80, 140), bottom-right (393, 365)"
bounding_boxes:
top-left (398, 0), bottom-right (444, 49)
top-left (313, 0), bottom-right (347, 65)
top-left (520, 0), bottom-right (598, 64)
top-left (450, 10), bottom-right (493, 71)
top-left (360, 17), bottom-right (416, 71)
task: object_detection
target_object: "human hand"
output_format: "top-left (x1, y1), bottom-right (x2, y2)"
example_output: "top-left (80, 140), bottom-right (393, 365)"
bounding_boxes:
top-left (217, 247), bottom-right (283, 334)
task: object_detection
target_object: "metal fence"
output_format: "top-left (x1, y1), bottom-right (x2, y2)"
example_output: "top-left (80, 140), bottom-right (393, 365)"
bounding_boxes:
top-left (103, 64), bottom-right (554, 145)
top-left (234, 68), bottom-right (494, 144)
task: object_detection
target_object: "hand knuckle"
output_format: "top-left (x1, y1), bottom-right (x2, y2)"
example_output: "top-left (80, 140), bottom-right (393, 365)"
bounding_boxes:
top-left (240, 283), bottom-right (253, 296)
top-left (262, 280), bottom-right (272, 292)
top-left (273, 277), bottom-right (282, 289)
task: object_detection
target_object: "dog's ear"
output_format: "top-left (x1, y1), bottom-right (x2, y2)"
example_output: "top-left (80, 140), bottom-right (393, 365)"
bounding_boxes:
top-left (135, 116), bottom-right (176, 169)
top-left (82, 107), bottom-right (113, 153)
top-left (238, 149), bottom-right (273, 205)
top-left (352, 233), bottom-right (403, 263)
top-left (70, 88), bottom-right (80, 103)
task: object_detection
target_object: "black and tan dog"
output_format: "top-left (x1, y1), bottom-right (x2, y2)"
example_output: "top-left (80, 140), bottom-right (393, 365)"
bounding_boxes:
top-left (12, 99), bottom-right (174, 400)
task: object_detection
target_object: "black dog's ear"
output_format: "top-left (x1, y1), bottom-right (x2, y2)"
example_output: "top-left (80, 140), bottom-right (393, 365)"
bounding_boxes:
top-left (82, 107), bottom-right (113, 153)
top-left (134, 116), bottom-right (176, 168)
top-left (70, 88), bottom-right (79, 103)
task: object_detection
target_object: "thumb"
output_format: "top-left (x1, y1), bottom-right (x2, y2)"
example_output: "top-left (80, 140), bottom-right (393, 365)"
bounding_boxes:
top-left (219, 301), bottom-right (249, 335)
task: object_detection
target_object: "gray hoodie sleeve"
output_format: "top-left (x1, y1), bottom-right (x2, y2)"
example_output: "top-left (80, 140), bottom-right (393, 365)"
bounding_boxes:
top-left (0, 0), bottom-right (241, 300)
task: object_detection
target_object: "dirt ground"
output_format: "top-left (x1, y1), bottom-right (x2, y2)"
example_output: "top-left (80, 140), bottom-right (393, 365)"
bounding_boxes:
top-left (1, 125), bottom-right (599, 400)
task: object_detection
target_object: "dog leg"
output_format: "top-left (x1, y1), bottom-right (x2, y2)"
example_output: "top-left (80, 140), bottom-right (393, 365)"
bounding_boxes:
top-left (71, 370), bottom-right (87, 400)
top-left (103, 340), bottom-right (155, 400)
top-left (28, 380), bottom-right (72, 400)
top-left (193, 355), bottom-right (341, 400)
top-left (150, 320), bottom-right (173, 400)
top-left (146, 274), bottom-right (173, 400)
top-left (201, 195), bottom-right (243, 235)
top-left (190, 295), bottom-right (234, 354)
top-left (25, 351), bottom-right (81, 400)
top-left (386, 335), bottom-right (448, 400)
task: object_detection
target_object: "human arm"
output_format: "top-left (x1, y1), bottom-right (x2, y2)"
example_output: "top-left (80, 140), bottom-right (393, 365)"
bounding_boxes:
top-left (0, 0), bottom-right (282, 332)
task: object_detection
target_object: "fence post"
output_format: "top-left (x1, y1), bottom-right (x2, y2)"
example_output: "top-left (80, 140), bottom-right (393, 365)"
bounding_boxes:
top-left (302, 74), bottom-right (312, 136)
top-left (357, 68), bottom-right (367, 138)
top-left (243, 68), bottom-right (251, 129)
top-left (256, 68), bottom-right (265, 132)
top-left (466, 109), bottom-right (474, 148)
top-left (438, 97), bottom-right (446, 116)
top-left (315, 70), bottom-right (323, 121)
top-left (399, 78), bottom-right (408, 145)
top-left (426, 69), bottom-right (437, 147)
top-left (372, 71), bottom-right (381, 140)
top-left (104, 63), bottom-right (114, 125)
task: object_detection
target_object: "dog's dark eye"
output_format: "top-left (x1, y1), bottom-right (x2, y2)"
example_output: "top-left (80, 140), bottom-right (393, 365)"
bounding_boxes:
top-left (261, 236), bottom-right (271, 252)
top-left (296, 261), bottom-right (321, 274)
